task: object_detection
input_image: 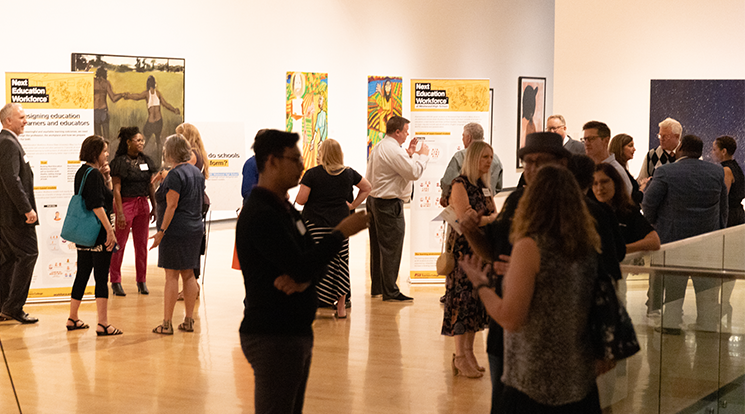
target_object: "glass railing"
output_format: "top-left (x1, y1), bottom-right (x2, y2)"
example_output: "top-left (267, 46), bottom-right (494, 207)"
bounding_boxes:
top-left (605, 224), bottom-right (745, 413)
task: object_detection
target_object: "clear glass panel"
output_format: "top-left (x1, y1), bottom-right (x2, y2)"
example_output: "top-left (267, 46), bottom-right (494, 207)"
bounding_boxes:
top-left (599, 264), bottom-right (661, 413)
top-left (658, 274), bottom-right (722, 413)
top-left (617, 224), bottom-right (745, 413)
top-left (719, 277), bottom-right (745, 414)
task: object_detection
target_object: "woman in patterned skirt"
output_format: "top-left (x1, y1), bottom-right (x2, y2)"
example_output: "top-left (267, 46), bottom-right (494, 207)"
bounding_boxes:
top-left (442, 141), bottom-right (497, 378)
top-left (295, 139), bottom-right (371, 318)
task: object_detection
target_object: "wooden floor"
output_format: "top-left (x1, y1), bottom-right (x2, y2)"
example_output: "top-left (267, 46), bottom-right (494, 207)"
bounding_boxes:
top-left (0, 219), bottom-right (493, 414)
top-left (2, 216), bottom-right (741, 413)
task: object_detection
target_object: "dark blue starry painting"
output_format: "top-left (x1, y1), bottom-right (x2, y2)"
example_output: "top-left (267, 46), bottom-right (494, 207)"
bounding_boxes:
top-left (650, 80), bottom-right (745, 167)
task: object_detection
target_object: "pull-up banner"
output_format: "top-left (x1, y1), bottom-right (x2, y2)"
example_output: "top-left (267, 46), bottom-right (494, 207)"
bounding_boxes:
top-left (409, 79), bottom-right (490, 283)
top-left (6, 72), bottom-right (95, 300)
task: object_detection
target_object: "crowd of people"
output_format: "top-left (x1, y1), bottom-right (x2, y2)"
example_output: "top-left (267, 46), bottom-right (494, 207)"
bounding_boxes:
top-left (1, 100), bottom-right (743, 413)
top-left (0, 103), bottom-right (209, 337)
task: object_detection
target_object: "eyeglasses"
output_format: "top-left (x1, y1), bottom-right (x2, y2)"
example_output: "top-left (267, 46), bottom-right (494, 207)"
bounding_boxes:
top-left (547, 125), bottom-right (565, 132)
top-left (580, 135), bottom-right (601, 143)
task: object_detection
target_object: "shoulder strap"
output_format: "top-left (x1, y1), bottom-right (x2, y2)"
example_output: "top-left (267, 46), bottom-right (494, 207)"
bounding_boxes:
top-left (77, 167), bottom-right (94, 195)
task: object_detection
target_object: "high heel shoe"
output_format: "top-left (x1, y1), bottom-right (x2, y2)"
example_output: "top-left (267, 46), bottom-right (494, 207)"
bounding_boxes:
top-left (452, 354), bottom-right (483, 378)
top-left (467, 353), bottom-right (486, 372)
top-left (465, 347), bottom-right (486, 372)
top-left (137, 282), bottom-right (149, 295)
top-left (111, 283), bottom-right (126, 296)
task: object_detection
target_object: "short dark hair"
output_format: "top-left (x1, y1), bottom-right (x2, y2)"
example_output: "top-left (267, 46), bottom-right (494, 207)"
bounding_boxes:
top-left (715, 135), bottom-right (737, 155)
top-left (115, 126), bottom-right (141, 157)
top-left (79, 135), bottom-right (106, 163)
top-left (568, 154), bottom-right (595, 192)
top-left (147, 75), bottom-right (156, 90)
top-left (679, 134), bottom-right (703, 158)
top-left (252, 129), bottom-right (299, 173)
top-left (386, 116), bottom-right (410, 135)
top-left (582, 121), bottom-right (611, 139)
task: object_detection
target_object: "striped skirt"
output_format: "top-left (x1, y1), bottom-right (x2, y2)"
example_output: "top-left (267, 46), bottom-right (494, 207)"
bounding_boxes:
top-left (306, 222), bottom-right (350, 307)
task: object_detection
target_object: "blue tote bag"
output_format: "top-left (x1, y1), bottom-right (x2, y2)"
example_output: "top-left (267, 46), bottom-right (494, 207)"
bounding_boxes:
top-left (60, 167), bottom-right (102, 247)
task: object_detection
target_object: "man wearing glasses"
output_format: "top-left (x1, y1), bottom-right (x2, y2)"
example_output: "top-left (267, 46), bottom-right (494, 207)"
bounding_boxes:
top-left (582, 120), bottom-right (632, 196)
top-left (638, 117), bottom-right (681, 191)
top-left (546, 114), bottom-right (584, 155)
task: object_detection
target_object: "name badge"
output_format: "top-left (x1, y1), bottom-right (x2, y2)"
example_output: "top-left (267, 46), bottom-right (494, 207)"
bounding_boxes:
top-left (23, 154), bottom-right (29, 164)
top-left (139, 163), bottom-right (149, 171)
top-left (482, 188), bottom-right (492, 197)
top-left (296, 220), bottom-right (307, 236)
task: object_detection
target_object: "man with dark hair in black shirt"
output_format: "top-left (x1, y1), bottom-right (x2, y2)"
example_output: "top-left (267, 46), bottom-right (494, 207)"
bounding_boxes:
top-left (235, 129), bottom-right (367, 414)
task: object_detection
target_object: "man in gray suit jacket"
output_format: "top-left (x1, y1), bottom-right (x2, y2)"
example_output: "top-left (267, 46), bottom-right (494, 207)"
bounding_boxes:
top-left (547, 114), bottom-right (584, 155)
top-left (642, 134), bottom-right (728, 334)
top-left (0, 103), bottom-right (39, 324)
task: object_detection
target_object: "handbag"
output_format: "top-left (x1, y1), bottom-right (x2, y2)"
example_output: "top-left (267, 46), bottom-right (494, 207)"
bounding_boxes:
top-left (61, 167), bottom-right (102, 247)
top-left (436, 222), bottom-right (455, 276)
top-left (588, 262), bottom-right (641, 362)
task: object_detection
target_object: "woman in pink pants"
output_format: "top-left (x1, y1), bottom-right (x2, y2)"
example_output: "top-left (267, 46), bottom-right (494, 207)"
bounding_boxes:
top-left (109, 126), bottom-right (156, 295)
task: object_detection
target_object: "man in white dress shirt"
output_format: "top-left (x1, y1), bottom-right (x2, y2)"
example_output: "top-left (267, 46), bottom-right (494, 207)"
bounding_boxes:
top-left (366, 116), bottom-right (430, 301)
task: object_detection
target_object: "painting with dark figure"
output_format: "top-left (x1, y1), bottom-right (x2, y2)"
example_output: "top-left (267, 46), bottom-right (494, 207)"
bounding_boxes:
top-left (517, 77), bottom-right (546, 168)
top-left (72, 53), bottom-right (185, 170)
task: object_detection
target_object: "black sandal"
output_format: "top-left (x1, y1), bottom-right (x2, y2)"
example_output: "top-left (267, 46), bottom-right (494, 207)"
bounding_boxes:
top-left (96, 323), bottom-right (123, 336)
top-left (66, 318), bottom-right (89, 331)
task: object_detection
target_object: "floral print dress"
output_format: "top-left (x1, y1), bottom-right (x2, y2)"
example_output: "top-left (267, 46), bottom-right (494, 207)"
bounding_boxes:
top-left (441, 175), bottom-right (493, 336)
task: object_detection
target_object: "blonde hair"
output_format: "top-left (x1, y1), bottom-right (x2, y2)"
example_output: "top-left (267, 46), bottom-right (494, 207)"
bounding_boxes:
top-left (175, 123), bottom-right (209, 178)
top-left (511, 165), bottom-right (601, 259)
top-left (319, 139), bottom-right (345, 176)
top-left (460, 141), bottom-right (492, 189)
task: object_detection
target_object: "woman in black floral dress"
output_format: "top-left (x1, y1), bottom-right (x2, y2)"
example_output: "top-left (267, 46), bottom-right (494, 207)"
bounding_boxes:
top-left (442, 141), bottom-right (497, 378)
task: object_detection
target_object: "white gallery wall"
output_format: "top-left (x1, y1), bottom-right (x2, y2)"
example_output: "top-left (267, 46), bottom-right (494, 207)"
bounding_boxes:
top-left (554, 0), bottom-right (745, 177)
top-left (0, 0), bottom-right (555, 190)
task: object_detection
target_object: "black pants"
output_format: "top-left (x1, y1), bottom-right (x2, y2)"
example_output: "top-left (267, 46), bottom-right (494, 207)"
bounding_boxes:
top-left (366, 197), bottom-right (405, 299)
top-left (71, 249), bottom-right (112, 300)
top-left (489, 353), bottom-right (504, 414)
top-left (502, 385), bottom-right (601, 414)
top-left (240, 333), bottom-right (313, 414)
top-left (0, 225), bottom-right (38, 315)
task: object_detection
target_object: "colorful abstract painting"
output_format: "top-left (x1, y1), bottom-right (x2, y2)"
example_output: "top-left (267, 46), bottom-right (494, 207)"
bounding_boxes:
top-left (367, 76), bottom-right (402, 159)
top-left (286, 72), bottom-right (328, 172)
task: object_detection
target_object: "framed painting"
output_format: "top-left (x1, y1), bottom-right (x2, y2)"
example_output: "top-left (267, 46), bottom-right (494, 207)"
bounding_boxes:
top-left (516, 76), bottom-right (546, 168)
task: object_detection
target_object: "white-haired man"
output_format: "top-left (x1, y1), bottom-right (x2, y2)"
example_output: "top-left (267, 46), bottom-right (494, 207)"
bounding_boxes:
top-left (439, 122), bottom-right (503, 208)
top-left (638, 117), bottom-right (681, 191)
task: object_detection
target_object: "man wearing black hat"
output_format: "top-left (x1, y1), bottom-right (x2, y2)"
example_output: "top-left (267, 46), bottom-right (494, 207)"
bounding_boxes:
top-left (459, 132), bottom-right (569, 414)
